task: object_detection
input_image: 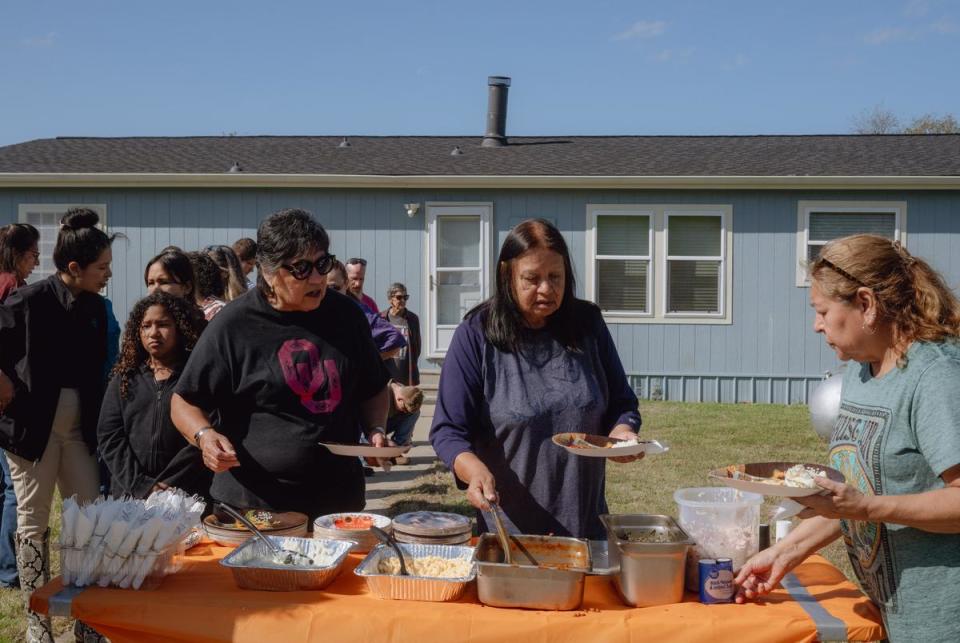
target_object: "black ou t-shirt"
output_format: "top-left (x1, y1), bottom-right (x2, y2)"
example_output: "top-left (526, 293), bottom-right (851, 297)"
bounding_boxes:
top-left (175, 288), bottom-right (389, 519)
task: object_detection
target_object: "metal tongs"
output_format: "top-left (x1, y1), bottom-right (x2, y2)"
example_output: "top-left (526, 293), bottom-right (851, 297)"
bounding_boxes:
top-left (217, 503), bottom-right (314, 566)
top-left (371, 526), bottom-right (408, 575)
top-left (488, 499), bottom-right (513, 565)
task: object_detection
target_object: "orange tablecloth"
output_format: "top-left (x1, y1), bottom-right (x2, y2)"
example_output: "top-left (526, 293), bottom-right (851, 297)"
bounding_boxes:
top-left (33, 544), bottom-right (884, 643)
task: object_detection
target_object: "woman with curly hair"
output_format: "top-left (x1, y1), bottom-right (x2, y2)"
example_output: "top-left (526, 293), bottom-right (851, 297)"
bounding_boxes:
top-left (187, 251), bottom-right (227, 321)
top-left (97, 291), bottom-right (211, 498)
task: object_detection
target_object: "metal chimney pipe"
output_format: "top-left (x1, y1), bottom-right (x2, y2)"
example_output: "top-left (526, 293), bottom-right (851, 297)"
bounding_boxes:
top-left (482, 76), bottom-right (511, 147)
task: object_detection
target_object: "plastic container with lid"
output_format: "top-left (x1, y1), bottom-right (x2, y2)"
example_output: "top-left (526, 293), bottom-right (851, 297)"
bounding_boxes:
top-left (673, 487), bottom-right (763, 591)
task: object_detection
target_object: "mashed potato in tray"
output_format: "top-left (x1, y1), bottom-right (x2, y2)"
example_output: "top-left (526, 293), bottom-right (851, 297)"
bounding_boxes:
top-left (377, 555), bottom-right (471, 578)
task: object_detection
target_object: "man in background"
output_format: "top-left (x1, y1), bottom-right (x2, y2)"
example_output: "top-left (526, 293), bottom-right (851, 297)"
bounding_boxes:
top-left (346, 257), bottom-right (378, 313)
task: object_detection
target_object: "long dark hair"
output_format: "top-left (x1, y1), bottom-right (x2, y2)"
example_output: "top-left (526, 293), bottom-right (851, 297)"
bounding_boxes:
top-left (144, 248), bottom-right (195, 298)
top-left (470, 218), bottom-right (589, 353)
top-left (53, 208), bottom-right (117, 271)
top-left (187, 252), bottom-right (225, 300)
top-left (112, 292), bottom-right (207, 398)
top-left (206, 245), bottom-right (247, 301)
top-left (0, 223), bottom-right (39, 275)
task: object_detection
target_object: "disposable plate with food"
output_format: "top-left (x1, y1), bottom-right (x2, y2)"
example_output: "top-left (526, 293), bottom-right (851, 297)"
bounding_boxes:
top-left (708, 462), bottom-right (845, 497)
top-left (205, 509), bottom-right (309, 532)
top-left (551, 433), bottom-right (669, 458)
top-left (319, 442), bottom-right (412, 458)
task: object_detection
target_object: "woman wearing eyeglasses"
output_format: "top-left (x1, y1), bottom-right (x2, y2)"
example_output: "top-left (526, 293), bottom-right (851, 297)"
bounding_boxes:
top-left (379, 283), bottom-right (422, 457)
top-left (735, 235), bottom-right (960, 642)
top-left (0, 223), bottom-right (38, 591)
top-left (0, 224), bottom-right (40, 304)
top-left (171, 209), bottom-right (391, 521)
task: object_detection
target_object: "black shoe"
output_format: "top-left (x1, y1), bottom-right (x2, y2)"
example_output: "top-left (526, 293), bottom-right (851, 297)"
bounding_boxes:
top-left (363, 466), bottom-right (375, 477)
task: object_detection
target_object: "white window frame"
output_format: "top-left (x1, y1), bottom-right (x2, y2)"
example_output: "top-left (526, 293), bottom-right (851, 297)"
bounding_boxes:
top-left (585, 204), bottom-right (733, 324)
top-left (795, 200), bottom-right (907, 287)
top-left (18, 203), bottom-right (108, 289)
top-left (587, 209), bottom-right (655, 317)
top-left (663, 210), bottom-right (727, 319)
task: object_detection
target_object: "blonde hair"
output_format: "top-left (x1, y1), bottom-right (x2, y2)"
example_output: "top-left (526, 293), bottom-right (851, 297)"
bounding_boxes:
top-left (809, 234), bottom-right (960, 349)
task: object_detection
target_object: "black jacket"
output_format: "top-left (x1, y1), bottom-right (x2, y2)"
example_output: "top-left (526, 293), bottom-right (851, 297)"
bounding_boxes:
top-left (0, 276), bottom-right (107, 461)
top-left (378, 308), bottom-right (421, 385)
top-left (97, 365), bottom-right (211, 498)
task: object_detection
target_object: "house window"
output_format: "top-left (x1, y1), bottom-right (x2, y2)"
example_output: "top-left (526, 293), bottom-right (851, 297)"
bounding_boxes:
top-left (586, 204), bottom-right (732, 324)
top-left (796, 201), bottom-right (906, 286)
top-left (665, 213), bottom-right (725, 315)
top-left (18, 204), bottom-right (107, 285)
top-left (594, 213), bottom-right (652, 314)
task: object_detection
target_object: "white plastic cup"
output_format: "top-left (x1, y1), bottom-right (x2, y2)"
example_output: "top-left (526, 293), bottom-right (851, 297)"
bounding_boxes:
top-left (774, 519), bottom-right (794, 543)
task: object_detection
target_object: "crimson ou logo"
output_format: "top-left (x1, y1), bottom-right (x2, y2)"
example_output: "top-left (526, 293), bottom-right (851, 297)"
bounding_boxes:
top-left (277, 339), bottom-right (342, 413)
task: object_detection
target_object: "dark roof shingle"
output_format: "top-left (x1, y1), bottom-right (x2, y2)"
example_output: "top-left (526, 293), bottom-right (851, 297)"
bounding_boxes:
top-left (0, 134), bottom-right (958, 176)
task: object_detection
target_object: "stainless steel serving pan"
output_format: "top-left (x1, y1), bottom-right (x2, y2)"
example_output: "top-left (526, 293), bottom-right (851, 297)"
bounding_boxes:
top-left (220, 536), bottom-right (355, 591)
top-left (600, 514), bottom-right (694, 607)
top-left (472, 534), bottom-right (591, 611)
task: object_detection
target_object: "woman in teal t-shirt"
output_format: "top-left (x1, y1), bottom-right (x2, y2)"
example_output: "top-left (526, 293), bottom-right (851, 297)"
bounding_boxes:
top-left (735, 234), bottom-right (960, 642)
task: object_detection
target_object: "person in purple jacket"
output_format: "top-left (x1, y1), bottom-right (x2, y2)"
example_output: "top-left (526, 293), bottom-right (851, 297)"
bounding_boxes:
top-left (429, 219), bottom-right (643, 539)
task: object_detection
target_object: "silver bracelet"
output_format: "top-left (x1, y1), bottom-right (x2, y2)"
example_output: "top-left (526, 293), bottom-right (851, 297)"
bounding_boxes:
top-left (193, 426), bottom-right (214, 447)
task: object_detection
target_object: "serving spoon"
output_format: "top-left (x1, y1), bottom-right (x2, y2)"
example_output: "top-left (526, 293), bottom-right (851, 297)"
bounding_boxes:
top-left (217, 503), bottom-right (314, 566)
top-left (370, 526), bottom-right (409, 576)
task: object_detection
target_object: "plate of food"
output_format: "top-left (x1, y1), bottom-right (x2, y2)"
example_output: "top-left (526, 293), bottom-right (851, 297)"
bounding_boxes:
top-left (708, 462), bottom-right (845, 497)
top-left (319, 442), bottom-right (412, 458)
top-left (205, 509), bottom-right (309, 532)
top-left (551, 433), bottom-right (669, 458)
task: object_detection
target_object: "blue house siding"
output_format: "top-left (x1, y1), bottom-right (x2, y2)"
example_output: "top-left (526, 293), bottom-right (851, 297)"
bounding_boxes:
top-left (2, 187), bottom-right (958, 404)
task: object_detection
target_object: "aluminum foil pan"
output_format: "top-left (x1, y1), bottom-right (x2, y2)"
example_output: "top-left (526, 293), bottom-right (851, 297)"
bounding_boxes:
top-left (221, 536), bottom-right (355, 591)
top-left (354, 543), bottom-right (476, 602)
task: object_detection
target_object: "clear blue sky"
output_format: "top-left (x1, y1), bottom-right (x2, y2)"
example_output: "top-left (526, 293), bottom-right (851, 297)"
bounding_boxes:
top-left (1, 0), bottom-right (957, 146)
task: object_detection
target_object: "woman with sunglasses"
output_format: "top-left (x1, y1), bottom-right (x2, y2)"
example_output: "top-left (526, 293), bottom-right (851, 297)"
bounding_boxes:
top-left (171, 209), bottom-right (391, 521)
top-left (378, 283), bottom-right (422, 458)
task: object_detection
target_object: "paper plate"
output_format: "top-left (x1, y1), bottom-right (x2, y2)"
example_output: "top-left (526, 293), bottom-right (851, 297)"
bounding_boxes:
top-left (708, 462), bottom-right (845, 497)
top-left (204, 510), bottom-right (309, 532)
top-left (313, 512), bottom-right (393, 553)
top-left (551, 433), bottom-right (669, 458)
top-left (319, 442), bottom-right (412, 458)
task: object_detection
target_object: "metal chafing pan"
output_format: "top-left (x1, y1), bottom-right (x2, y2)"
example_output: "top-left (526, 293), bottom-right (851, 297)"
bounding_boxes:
top-left (354, 543), bottom-right (477, 602)
top-left (600, 514), bottom-right (694, 607)
top-left (473, 534), bottom-right (592, 611)
top-left (220, 536), bottom-right (355, 591)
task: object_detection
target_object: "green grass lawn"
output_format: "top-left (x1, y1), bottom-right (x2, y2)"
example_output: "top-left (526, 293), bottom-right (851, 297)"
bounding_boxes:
top-left (0, 401), bottom-right (856, 642)
top-left (384, 401), bottom-right (856, 584)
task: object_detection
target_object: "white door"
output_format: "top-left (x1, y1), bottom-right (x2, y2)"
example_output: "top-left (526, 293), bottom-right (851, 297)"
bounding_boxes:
top-left (426, 203), bottom-right (492, 357)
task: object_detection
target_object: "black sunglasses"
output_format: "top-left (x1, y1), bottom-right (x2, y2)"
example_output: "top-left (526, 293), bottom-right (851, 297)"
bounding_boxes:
top-left (392, 294), bottom-right (409, 300)
top-left (281, 254), bottom-right (337, 280)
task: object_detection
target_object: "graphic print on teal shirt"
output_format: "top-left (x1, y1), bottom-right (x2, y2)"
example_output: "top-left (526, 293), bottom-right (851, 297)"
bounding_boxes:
top-left (830, 400), bottom-right (898, 612)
